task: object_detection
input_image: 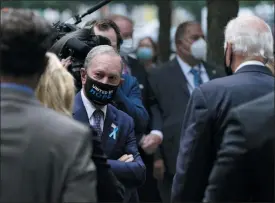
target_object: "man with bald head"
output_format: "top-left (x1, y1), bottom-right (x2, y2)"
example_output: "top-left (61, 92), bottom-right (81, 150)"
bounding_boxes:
top-left (172, 15), bottom-right (274, 202)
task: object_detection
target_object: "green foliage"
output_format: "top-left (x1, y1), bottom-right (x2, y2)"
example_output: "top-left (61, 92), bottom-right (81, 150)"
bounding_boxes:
top-left (240, 0), bottom-right (274, 7)
top-left (173, 1), bottom-right (206, 8)
top-left (2, 1), bottom-right (83, 11)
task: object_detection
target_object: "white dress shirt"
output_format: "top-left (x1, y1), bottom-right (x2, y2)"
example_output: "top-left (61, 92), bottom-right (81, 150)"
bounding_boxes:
top-left (176, 55), bottom-right (210, 93)
top-left (81, 89), bottom-right (107, 131)
top-left (235, 60), bottom-right (265, 72)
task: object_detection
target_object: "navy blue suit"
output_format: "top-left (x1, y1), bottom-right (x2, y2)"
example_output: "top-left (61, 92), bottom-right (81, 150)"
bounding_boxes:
top-left (73, 92), bottom-right (146, 202)
top-left (171, 64), bottom-right (274, 202)
top-left (113, 74), bottom-right (149, 141)
top-left (203, 92), bottom-right (274, 202)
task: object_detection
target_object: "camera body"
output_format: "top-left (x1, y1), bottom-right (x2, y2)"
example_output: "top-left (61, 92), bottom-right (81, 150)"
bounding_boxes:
top-left (51, 26), bottom-right (111, 92)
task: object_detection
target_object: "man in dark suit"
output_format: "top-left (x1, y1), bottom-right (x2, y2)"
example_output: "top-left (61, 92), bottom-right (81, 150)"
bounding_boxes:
top-left (73, 45), bottom-right (146, 202)
top-left (0, 9), bottom-right (96, 203)
top-left (172, 15), bottom-right (275, 203)
top-left (203, 92), bottom-right (274, 202)
top-left (87, 19), bottom-right (149, 141)
top-left (141, 21), bottom-right (221, 203)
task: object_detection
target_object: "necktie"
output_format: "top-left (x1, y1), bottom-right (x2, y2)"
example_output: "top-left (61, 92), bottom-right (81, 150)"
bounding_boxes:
top-left (190, 68), bottom-right (203, 87)
top-left (92, 109), bottom-right (103, 136)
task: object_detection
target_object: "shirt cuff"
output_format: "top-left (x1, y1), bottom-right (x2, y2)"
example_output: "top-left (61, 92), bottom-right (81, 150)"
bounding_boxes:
top-left (150, 130), bottom-right (163, 141)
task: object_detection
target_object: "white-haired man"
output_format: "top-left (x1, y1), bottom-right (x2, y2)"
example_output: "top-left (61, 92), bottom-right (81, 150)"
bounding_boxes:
top-left (73, 45), bottom-right (146, 203)
top-left (171, 15), bottom-right (274, 202)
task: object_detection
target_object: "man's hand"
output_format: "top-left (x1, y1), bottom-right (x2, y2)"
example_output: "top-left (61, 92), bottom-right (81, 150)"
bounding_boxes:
top-left (153, 159), bottom-right (165, 181)
top-left (118, 154), bottom-right (134, 162)
top-left (61, 56), bottom-right (72, 69)
top-left (140, 134), bottom-right (162, 154)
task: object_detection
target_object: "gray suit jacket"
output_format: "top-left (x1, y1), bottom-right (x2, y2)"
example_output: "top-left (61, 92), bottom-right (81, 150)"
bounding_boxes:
top-left (0, 87), bottom-right (97, 203)
top-left (203, 92), bottom-right (274, 202)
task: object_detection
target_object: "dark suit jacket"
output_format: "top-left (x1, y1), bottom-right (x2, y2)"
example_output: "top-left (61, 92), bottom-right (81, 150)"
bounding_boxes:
top-left (148, 58), bottom-right (220, 175)
top-left (0, 86), bottom-right (96, 203)
top-left (73, 92), bottom-right (146, 202)
top-left (203, 92), bottom-right (275, 202)
top-left (172, 65), bottom-right (274, 202)
top-left (89, 131), bottom-right (125, 202)
top-left (113, 73), bottom-right (149, 141)
top-left (127, 56), bottom-right (152, 111)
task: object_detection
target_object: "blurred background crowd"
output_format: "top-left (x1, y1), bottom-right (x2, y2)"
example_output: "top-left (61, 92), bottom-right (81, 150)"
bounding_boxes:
top-left (2, 0), bottom-right (274, 68)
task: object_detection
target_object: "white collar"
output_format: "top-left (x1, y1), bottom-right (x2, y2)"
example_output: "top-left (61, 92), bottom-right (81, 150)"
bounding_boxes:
top-left (176, 55), bottom-right (206, 74)
top-left (235, 60), bottom-right (265, 72)
top-left (81, 89), bottom-right (107, 120)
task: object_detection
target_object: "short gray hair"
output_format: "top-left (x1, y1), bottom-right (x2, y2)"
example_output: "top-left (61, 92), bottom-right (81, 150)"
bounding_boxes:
top-left (84, 45), bottom-right (122, 69)
top-left (224, 15), bottom-right (273, 60)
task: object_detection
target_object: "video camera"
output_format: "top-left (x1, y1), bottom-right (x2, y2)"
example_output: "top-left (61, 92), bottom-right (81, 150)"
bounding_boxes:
top-left (56, 33), bottom-right (111, 91)
top-left (51, 0), bottom-right (113, 92)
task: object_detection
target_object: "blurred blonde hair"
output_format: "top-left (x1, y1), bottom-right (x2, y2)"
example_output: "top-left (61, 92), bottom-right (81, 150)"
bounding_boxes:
top-left (36, 52), bottom-right (75, 117)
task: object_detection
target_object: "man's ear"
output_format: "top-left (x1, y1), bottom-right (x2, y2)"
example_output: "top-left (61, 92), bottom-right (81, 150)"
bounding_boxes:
top-left (80, 68), bottom-right (87, 85)
top-left (225, 43), bottom-right (232, 67)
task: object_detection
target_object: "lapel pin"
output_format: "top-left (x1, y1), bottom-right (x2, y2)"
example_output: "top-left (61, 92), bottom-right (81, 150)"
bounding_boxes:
top-left (109, 123), bottom-right (118, 140)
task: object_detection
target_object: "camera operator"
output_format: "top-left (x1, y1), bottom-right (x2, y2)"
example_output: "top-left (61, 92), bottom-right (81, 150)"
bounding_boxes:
top-left (85, 19), bottom-right (149, 142)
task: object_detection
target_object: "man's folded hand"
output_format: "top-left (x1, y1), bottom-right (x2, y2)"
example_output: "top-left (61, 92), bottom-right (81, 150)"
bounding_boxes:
top-left (118, 154), bottom-right (134, 162)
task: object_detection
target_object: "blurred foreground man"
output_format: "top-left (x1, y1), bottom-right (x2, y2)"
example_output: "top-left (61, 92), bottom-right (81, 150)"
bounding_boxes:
top-left (204, 92), bottom-right (274, 202)
top-left (0, 9), bottom-right (97, 203)
top-left (172, 15), bottom-right (274, 202)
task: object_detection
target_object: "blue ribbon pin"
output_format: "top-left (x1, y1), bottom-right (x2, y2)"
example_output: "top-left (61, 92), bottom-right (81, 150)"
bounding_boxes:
top-left (109, 124), bottom-right (118, 140)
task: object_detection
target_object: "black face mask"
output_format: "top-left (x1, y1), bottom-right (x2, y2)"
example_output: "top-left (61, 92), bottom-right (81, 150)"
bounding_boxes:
top-left (84, 76), bottom-right (118, 106)
top-left (224, 48), bottom-right (233, 76)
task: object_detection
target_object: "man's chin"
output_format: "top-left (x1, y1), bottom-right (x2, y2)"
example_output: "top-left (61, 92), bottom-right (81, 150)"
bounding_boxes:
top-left (91, 101), bottom-right (106, 108)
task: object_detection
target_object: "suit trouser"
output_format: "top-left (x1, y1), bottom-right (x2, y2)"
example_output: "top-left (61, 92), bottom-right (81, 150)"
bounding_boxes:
top-left (157, 173), bottom-right (174, 203)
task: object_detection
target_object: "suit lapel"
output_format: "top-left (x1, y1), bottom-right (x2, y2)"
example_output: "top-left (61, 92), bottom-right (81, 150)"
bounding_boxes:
top-left (127, 56), bottom-right (138, 76)
top-left (72, 92), bottom-right (90, 125)
top-left (203, 62), bottom-right (218, 79)
top-left (102, 105), bottom-right (119, 156)
top-left (170, 58), bottom-right (190, 97)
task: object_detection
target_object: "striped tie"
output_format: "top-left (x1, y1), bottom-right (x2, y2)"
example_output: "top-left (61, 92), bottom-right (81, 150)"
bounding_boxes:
top-left (92, 109), bottom-right (103, 136)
